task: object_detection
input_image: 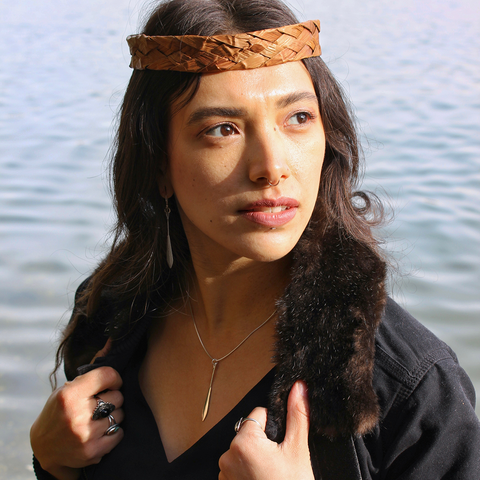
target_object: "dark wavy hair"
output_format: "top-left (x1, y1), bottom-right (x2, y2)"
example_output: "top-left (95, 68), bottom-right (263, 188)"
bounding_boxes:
top-left (52, 0), bottom-right (384, 385)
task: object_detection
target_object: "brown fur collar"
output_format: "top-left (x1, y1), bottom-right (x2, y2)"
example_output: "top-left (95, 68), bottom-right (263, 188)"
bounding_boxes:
top-left (66, 221), bottom-right (386, 442)
top-left (266, 224), bottom-right (387, 442)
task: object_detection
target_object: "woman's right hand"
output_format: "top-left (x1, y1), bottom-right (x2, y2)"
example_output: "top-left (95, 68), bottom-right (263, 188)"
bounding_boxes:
top-left (30, 364), bottom-right (124, 480)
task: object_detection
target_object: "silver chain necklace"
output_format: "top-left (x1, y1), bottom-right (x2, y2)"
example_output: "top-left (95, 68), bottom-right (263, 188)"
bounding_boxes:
top-left (189, 301), bottom-right (277, 421)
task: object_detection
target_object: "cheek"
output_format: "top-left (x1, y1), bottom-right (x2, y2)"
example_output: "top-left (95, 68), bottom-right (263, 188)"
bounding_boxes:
top-left (169, 156), bottom-right (241, 224)
top-left (170, 147), bottom-right (240, 192)
top-left (289, 138), bottom-right (325, 185)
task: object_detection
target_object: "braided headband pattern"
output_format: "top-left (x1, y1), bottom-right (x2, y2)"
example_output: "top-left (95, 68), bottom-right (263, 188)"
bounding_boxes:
top-left (127, 20), bottom-right (320, 73)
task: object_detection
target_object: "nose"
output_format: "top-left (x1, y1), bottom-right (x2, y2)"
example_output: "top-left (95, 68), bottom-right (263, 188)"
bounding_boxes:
top-left (247, 129), bottom-right (290, 187)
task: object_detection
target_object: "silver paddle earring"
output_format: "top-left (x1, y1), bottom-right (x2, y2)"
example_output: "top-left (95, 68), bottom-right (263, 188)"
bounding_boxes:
top-left (164, 196), bottom-right (173, 268)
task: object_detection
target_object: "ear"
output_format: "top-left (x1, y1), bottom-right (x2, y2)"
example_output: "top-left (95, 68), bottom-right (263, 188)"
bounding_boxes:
top-left (158, 183), bottom-right (174, 199)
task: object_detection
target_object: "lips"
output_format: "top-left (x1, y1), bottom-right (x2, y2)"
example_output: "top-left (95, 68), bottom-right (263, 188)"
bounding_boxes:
top-left (239, 197), bottom-right (298, 227)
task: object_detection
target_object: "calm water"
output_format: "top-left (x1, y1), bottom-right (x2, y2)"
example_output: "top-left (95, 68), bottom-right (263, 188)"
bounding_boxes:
top-left (1, 0), bottom-right (479, 477)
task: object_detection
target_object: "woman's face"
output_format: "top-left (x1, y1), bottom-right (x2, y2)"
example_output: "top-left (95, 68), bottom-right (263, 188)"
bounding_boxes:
top-left (166, 61), bottom-right (325, 265)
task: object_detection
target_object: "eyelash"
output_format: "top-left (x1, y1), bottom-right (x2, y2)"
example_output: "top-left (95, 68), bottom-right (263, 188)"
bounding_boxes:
top-left (204, 123), bottom-right (238, 137)
top-left (287, 111), bottom-right (316, 125)
top-left (202, 110), bottom-right (317, 138)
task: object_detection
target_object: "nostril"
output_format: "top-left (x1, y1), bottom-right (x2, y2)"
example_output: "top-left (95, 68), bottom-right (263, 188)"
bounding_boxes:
top-left (267, 179), bottom-right (280, 187)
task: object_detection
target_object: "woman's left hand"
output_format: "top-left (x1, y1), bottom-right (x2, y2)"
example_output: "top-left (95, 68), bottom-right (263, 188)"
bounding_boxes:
top-left (218, 380), bottom-right (314, 480)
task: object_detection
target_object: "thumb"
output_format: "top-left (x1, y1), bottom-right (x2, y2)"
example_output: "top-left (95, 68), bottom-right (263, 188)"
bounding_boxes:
top-left (283, 380), bottom-right (310, 447)
top-left (90, 337), bottom-right (113, 364)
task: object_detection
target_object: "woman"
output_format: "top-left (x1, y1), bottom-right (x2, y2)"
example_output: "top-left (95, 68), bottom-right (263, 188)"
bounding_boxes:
top-left (30, 0), bottom-right (480, 478)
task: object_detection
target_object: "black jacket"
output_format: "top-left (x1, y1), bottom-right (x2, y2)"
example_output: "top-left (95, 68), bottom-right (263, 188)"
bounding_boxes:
top-left (34, 227), bottom-right (480, 478)
top-left (34, 296), bottom-right (480, 479)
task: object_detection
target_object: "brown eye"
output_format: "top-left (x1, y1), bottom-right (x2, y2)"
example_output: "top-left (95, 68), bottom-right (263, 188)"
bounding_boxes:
top-left (288, 112), bottom-right (310, 125)
top-left (207, 124), bottom-right (237, 137)
top-left (220, 125), bottom-right (235, 135)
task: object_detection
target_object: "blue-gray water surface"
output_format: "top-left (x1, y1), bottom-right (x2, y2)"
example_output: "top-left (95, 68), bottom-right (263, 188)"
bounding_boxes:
top-left (1, 0), bottom-right (479, 477)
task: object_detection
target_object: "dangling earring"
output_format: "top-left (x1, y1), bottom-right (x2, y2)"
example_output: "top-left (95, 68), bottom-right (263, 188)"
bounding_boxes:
top-left (164, 196), bottom-right (173, 268)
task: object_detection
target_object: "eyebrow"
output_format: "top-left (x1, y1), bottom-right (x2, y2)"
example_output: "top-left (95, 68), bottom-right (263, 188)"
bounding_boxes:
top-left (186, 107), bottom-right (247, 126)
top-left (186, 91), bottom-right (319, 126)
top-left (275, 91), bottom-right (319, 109)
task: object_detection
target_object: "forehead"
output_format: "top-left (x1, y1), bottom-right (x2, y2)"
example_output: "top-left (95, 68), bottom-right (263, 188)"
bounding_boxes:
top-left (174, 61), bottom-right (316, 114)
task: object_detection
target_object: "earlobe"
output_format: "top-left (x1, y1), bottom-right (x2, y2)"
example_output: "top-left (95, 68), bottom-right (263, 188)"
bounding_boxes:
top-left (159, 184), bottom-right (174, 199)
top-left (157, 175), bottom-right (174, 199)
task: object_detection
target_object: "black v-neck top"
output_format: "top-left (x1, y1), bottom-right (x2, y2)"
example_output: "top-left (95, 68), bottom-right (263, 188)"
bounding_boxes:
top-left (84, 337), bottom-right (275, 479)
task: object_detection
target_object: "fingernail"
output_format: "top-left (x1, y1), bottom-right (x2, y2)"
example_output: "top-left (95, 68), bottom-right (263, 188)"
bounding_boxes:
top-left (297, 380), bottom-right (308, 397)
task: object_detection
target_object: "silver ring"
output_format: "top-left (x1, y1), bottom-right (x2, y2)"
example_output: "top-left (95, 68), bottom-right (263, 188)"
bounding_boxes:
top-left (92, 398), bottom-right (115, 420)
top-left (267, 179), bottom-right (280, 187)
top-left (104, 424), bottom-right (120, 436)
top-left (104, 414), bottom-right (120, 436)
top-left (234, 417), bottom-right (262, 433)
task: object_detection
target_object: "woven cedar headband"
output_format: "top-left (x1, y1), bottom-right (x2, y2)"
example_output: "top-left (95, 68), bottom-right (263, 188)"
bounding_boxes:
top-left (127, 20), bottom-right (320, 73)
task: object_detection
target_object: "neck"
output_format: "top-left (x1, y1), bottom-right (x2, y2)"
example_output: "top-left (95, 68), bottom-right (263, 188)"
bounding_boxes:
top-left (186, 255), bottom-right (291, 336)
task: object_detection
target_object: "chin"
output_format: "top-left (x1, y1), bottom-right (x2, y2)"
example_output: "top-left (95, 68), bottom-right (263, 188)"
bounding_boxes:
top-left (233, 234), bottom-right (299, 263)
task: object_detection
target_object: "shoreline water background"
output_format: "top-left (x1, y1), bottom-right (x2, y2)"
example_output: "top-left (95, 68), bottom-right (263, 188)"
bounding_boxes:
top-left (1, 0), bottom-right (479, 477)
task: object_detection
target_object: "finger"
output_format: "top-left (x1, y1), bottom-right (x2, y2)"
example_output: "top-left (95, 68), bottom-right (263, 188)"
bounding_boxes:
top-left (84, 425), bottom-right (125, 462)
top-left (91, 408), bottom-right (125, 439)
top-left (91, 338), bottom-right (113, 364)
top-left (91, 390), bottom-right (124, 412)
top-left (102, 408), bottom-right (125, 434)
top-left (283, 380), bottom-right (310, 447)
top-left (236, 407), bottom-right (267, 437)
top-left (72, 367), bottom-right (123, 398)
top-left (98, 426), bottom-right (125, 452)
top-left (90, 391), bottom-right (124, 424)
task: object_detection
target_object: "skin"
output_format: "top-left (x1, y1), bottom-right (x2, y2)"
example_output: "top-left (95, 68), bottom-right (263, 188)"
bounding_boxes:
top-left (219, 381), bottom-right (314, 480)
top-left (30, 344), bottom-right (123, 480)
top-left (149, 61), bottom-right (325, 476)
top-left (30, 61), bottom-right (325, 479)
top-left (166, 61), bottom-right (325, 268)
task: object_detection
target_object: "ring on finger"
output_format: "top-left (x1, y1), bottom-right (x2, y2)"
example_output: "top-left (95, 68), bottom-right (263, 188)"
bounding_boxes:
top-left (104, 424), bottom-right (120, 436)
top-left (92, 397), bottom-right (115, 420)
top-left (107, 414), bottom-right (116, 427)
top-left (234, 417), bottom-right (262, 433)
top-left (104, 414), bottom-right (120, 436)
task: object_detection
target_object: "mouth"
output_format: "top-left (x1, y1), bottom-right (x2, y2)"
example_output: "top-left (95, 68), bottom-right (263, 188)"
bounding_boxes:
top-left (248, 206), bottom-right (290, 213)
top-left (239, 197), bottom-right (298, 227)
